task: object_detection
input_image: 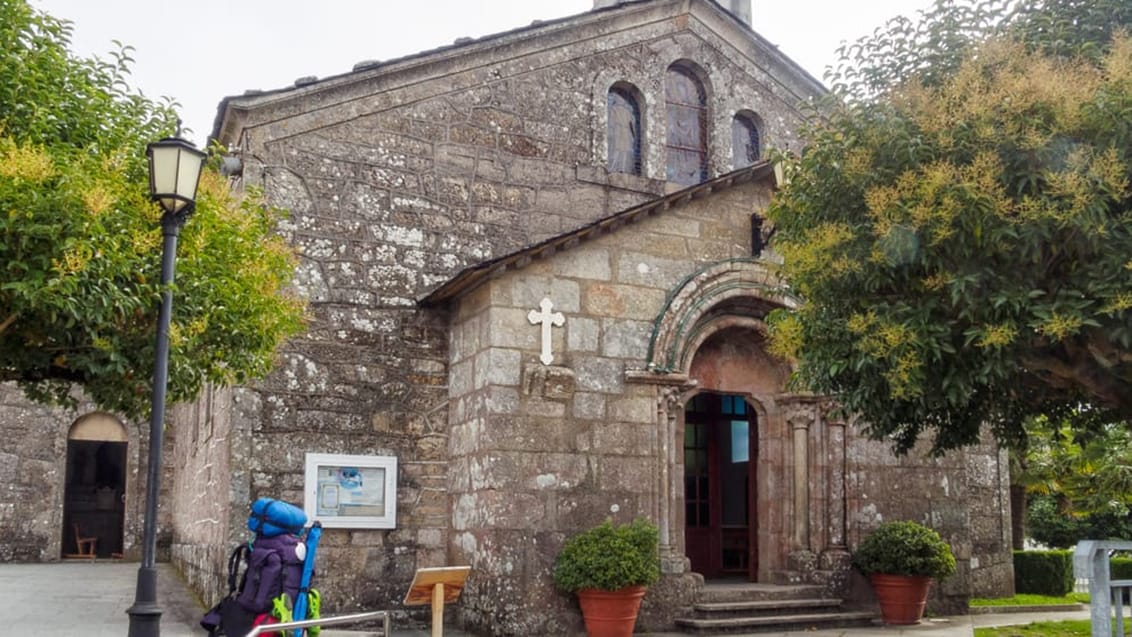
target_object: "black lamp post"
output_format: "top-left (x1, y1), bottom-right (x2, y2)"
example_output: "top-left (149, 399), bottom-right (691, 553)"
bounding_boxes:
top-left (126, 136), bottom-right (206, 637)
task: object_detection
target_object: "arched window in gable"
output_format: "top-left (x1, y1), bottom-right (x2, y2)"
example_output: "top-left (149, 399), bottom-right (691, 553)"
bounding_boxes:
top-left (607, 85), bottom-right (642, 175)
top-left (731, 113), bottom-right (761, 169)
top-left (665, 67), bottom-right (708, 186)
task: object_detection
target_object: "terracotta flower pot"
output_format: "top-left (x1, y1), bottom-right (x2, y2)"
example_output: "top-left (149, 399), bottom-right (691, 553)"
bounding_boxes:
top-left (576, 585), bottom-right (648, 637)
top-left (869, 573), bottom-right (932, 625)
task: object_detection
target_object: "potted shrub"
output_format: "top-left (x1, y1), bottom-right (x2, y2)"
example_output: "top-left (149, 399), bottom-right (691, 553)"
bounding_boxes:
top-left (553, 518), bottom-right (661, 637)
top-left (852, 520), bottom-right (957, 625)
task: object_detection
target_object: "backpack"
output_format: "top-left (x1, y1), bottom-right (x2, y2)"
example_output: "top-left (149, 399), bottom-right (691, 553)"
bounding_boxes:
top-left (201, 500), bottom-right (313, 637)
top-left (201, 535), bottom-right (306, 636)
top-left (236, 533), bottom-right (306, 615)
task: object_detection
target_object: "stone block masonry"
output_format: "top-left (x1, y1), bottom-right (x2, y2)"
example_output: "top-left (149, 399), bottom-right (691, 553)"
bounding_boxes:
top-left (212, 6), bottom-right (818, 624)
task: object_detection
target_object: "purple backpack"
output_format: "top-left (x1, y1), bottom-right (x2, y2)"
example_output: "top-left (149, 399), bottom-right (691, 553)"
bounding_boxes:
top-left (201, 533), bottom-right (306, 635)
top-left (236, 533), bottom-right (305, 613)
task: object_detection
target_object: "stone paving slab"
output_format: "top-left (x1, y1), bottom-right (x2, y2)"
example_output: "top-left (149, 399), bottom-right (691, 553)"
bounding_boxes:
top-left (0, 560), bottom-right (1095, 637)
top-left (0, 561), bottom-right (470, 636)
top-left (0, 561), bottom-right (199, 637)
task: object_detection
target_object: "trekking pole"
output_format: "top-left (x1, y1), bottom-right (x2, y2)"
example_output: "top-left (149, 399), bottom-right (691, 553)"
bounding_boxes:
top-left (292, 521), bottom-right (323, 637)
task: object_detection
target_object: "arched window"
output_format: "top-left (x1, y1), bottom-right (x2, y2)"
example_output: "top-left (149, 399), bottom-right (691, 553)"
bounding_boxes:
top-left (665, 67), bottom-right (708, 186)
top-left (607, 85), bottom-right (642, 175)
top-left (731, 114), bottom-right (761, 169)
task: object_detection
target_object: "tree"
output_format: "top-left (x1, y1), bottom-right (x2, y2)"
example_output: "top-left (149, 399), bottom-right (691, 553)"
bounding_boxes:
top-left (767, 0), bottom-right (1132, 454)
top-left (1021, 413), bottom-right (1132, 512)
top-left (0, 0), bottom-right (305, 420)
top-left (1026, 494), bottom-right (1132, 549)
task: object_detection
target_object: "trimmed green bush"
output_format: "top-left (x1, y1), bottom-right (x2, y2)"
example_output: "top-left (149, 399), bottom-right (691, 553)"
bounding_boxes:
top-left (853, 520), bottom-right (957, 579)
top-left (553, 518), bottom-right (661, 593)
top-left (1111, 557), bottom-right (1132, 580)
top-left (1013, 550), bottom-right (1073, 596)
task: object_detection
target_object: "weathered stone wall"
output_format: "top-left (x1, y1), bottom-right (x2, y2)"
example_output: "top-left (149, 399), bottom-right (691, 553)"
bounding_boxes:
top-left (844, 433), bottom-right (1014, 615)
top-left (966, 439), bottom-right (1015, 598)
top-left (168, 385), bottom-right (246, 605)
top-left (442, 171), bottom-right (1013, 630)
top-left (0, 384), bottom-right (75, 562)
top-left (0, 383), bottom-right (170, 564)
top-left (205, 0), bottom-right (822, 623)
top-left (446, 180), bottom-right (785, 633)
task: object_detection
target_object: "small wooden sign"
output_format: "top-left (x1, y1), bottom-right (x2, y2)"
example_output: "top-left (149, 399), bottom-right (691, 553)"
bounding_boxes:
top-left (404, 566), bottom-right (471, 605)
top-left (403, 566), bottom-right (471, 637)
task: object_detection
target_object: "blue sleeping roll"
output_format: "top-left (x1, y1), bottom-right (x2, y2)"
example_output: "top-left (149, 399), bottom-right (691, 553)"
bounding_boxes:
top-left (247, 497), bottom-right (307, 537)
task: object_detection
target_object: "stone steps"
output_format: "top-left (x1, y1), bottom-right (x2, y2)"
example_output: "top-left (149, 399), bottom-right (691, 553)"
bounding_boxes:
top-left (675, 582), bottom-right (876, 635)
top-left (694, 597), bottom-right (843, 614)
top-left (676, 610), bottom-right (877, 634)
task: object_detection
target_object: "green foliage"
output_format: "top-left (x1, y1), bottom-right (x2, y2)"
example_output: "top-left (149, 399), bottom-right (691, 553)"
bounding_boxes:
top-left (1021, 415), bottom-right (1132, 518)
top-left (1013, 550), bottom-right (1074, 596)
top-left (767, 0), bottom-right (1132, 454)
top-left (0, 0), bottom-right (305, 419)
top-left (1014, 414), bottom-right (1132, 547)
top-left (552, 519), bottom-right (661, 593)
top-left (852, 520), bottom-right (957, 579)
top-left (1026, 495), bottom-right (1132, 548)
top-left (1111, 557), bottom-right (1132, 581)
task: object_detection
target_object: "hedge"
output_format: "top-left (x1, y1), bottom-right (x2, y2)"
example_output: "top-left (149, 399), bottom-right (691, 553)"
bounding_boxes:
top-left (1014, 550), bottom-right (1073, 596)
top-left (1112, 557), bottom-right (1132, 581)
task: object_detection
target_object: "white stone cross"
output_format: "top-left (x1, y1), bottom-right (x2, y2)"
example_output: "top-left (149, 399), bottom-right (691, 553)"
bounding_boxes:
top-left (527, 297), bottom-right (565, 366)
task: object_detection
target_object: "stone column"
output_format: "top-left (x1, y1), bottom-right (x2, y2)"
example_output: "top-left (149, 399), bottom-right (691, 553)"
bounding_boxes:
top-left (819, 405), bottom-right (852, 596)
top-left (825, 415), bottom-right (847, 550)
top-left (790, 412), bottom-right (811, 551)
top-left (626, 370), bottom-right (695, 574)
top-left (780, 395), bottom-right (820, 581)
top-left (657, 385), bottom-right (679, 550)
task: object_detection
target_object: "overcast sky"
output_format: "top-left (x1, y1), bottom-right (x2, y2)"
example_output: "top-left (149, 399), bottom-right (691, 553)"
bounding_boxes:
top-left (30, 0), bottom-right (933, 147)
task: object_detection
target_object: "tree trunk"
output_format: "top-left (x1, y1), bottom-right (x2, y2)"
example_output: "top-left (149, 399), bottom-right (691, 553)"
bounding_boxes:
top-left (1010, 485), bottom-right (1027, 550)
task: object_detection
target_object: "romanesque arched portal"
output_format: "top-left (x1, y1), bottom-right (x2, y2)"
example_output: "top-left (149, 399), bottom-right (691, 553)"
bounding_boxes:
top-left (629, 259), bottom-right (850, 587)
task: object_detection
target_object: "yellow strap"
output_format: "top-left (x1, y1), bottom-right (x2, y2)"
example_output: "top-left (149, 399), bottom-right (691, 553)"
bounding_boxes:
top-left (308, 589), bottom-right (321, 637)
top-left (271, 593), bottom-right (293, 624)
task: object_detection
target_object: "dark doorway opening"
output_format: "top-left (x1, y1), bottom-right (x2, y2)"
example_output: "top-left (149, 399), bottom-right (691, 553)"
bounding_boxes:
top-left (62, 440), bottom-right (126, 558)
top-left (684, 393), bottom-right (757, 579)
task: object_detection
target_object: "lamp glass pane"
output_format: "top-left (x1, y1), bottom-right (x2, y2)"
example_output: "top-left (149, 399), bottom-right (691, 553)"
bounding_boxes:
top-left (175, 150), bottom-right (204, 200)
top-left (149, 145), bottom-right (180, 197)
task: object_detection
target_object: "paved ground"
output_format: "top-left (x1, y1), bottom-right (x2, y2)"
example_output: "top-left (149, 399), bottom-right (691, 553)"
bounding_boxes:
top-left (0, 560), bottom-right (1094, 636)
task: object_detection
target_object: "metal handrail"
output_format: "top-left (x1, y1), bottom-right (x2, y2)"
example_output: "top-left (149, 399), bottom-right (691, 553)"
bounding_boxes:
top-left (243, 609), bottom-right (392, 637)
top-left (1074, 540), bottom-right (1132, 637)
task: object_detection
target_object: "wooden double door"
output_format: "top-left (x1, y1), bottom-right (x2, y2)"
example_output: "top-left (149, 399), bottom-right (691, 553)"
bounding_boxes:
top-left (684, 392), bottom-right (758, 579)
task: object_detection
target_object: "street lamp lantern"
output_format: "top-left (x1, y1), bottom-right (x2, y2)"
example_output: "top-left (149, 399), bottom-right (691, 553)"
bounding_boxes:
top-left (127, 136), bottom-right (206, 637)
top-left (146, 136), bottom-right (207, 215)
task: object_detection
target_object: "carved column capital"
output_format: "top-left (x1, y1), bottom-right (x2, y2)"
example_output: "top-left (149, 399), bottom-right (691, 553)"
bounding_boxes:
top-left (779, 394), bottom-right (821, 431)
top-left (787, 412), bottom-right (812, 431)
top-left (659, 384), bottom-right (685, 415)
top-left (819, 398), bottom-right (848, 428)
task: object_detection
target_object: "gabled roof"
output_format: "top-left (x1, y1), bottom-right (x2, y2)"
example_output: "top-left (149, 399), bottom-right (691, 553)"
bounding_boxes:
top-left (419, 161), bottom-right (777, 306)
top-left (210, 0), bottom-right (825, 144)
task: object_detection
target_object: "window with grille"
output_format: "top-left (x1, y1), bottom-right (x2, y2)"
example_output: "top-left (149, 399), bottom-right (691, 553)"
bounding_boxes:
top-left (607, 85), bottom-right (642, 175)
top-left (665, 67), bottom-right (708, 186)
top-left (731, 114), bottom-right (761, 169)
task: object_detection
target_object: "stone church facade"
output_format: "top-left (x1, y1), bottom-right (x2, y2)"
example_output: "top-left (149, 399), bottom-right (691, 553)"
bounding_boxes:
top-left (0, 0), bottom-right (1013, 634)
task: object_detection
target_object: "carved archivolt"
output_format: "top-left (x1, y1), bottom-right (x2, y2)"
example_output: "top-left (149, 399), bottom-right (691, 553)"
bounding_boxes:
top-left (645, 258), bottom-right (797, 375)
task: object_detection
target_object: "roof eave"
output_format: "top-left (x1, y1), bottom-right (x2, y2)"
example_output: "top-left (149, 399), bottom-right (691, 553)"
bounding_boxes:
top-left (418, 161), bottom-right (777, 307)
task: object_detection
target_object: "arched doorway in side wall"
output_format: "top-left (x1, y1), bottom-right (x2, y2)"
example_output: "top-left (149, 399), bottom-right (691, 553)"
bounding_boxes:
top-left (684, 392), bottom-right (757, 580)
top-left (62, 413), bottom-right (127, 559)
